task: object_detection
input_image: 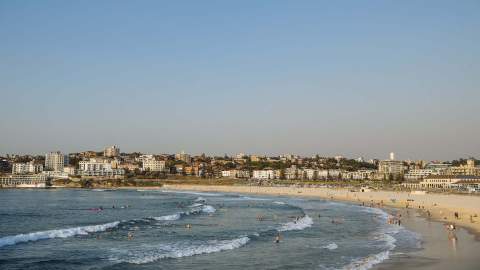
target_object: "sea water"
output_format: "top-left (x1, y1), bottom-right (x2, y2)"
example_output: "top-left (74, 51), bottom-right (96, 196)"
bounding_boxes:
top-left (0, 189), bottom-right (421, 269)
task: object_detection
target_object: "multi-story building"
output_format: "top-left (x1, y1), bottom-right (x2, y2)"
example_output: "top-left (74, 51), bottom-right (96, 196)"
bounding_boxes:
top-left (12, 162), bottom-right (43, 174)
top-left (45, 152), bottom-right (67, 171)
top-left (0, 174), bottom-right (48, 187)
top-left (418, 175), bottom-right (480, 189)
top-left (142, 158), bottom-right (166, 172)
top-left (252, 169), bottom-right (275, 180)
top-left (104, 145), bottom-right (120, 157)
top-left (175, 151), bottom-right (192, 164)
top-left (446, 159), bottom-right (480, 176)
top-left (78, 158), bottom-right (124, 177)
top-left (378, 153), bottom-right (405, 179)
top-left (343, 170), bottom-right (376, 180)
top-left (284, 166), bottom-right (298, 180)
top-left (404, 169), bottom-right (436, 181)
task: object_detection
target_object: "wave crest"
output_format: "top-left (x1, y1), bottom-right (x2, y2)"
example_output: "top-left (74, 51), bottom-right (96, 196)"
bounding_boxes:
top-left (112, 236), bottom-right (250, 264)
top-left (278, 215), bottom-right (313, 232)
top-left (0, 221), bottom-right (120, 248)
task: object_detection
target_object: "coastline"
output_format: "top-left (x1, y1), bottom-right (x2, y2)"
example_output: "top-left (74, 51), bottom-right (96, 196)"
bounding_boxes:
top-left (159, 184), bottom-right (480, 236)
top-left (156, 184), bottom-right (480, 270)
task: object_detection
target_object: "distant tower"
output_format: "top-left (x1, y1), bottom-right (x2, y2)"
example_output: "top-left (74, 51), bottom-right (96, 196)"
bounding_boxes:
top-left (389, 152), bottom-right (395, 161)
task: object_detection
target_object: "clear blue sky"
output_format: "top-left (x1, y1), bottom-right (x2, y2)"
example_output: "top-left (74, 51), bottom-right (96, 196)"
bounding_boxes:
top-left (1, 0), bottom-right (479, 160)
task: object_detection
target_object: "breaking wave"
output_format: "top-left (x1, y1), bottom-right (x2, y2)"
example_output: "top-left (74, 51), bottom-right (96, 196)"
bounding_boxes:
top-left (278, 215), bottom-right (313, 232)
top-left (111, 236), bottom-right (250, 264)
top-left (0, 221), bottom-right (120, 248)
top-left (323, 243), bottom-right (338, 250)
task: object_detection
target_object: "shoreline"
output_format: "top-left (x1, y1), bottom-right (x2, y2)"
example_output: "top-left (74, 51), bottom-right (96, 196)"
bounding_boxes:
top-left (157, 184), bottom-right (480, 270)
top-left (158, 184), bottom-right (480, 237)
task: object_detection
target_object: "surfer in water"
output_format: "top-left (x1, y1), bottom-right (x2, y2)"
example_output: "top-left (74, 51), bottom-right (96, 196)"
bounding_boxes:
top-left (274, 233), bottom-right (281, 243)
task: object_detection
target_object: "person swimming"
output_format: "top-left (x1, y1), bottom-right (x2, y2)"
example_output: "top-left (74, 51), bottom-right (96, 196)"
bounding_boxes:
top-left (274, 233), bottom-right (281, 243)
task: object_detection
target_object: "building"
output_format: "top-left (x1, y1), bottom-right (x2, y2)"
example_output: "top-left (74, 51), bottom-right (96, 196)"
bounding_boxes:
top-left (78, 158), bottom-right (124, 178)
top-left (344, 170), bottom-right (376, 180)
top-left (45, 151), bottom-right (67, 171)
top-left (0, 157), bottom-right (11, 173)
top-left (63, 166), bottom-right (76, 175)
top-left (0, 174), bottom-right (47, 188)
top-left (104, 145), bottom-right (120, 157)
top-left (378, 153), bottom-right (405, 179)
top-left (418, 175), bottom-right (480, 189)
top-left (252, 170), bottom-right (275, 180)
top-left (142, 158), bottom-right (166, 172)
top-left (12, 162), bottom-right (43, 174)
top-left (404, 169), bottom-right (436, 181)
top-left (42, 170), bottom-right (69, 179)
top-left (446, 159), bottom-right (480, 176)
top-left (175, 151), bottom-right (192, 164)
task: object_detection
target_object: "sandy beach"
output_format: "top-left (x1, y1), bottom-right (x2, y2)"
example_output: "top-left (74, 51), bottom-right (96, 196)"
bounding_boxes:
top-left (161, 185), bottom-right (480, 235)
top-left (159, 184), bottom-right (480, 270)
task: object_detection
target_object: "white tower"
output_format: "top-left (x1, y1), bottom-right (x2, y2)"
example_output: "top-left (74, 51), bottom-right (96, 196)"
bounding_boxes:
top-left (389, 152), bottom-right (395, 161)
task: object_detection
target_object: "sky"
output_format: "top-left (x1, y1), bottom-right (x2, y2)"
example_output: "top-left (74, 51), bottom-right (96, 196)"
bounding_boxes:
top-left (0, 0), bottom-right (479, 161)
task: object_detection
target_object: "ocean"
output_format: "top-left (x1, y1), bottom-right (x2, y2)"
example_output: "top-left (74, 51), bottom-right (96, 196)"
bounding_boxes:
top-left (0, 189), bottom-right (421, 270)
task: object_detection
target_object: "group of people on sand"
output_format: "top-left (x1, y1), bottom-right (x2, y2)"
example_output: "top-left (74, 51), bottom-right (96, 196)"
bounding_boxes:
top-left (387, 214), bottom-right (402, 226)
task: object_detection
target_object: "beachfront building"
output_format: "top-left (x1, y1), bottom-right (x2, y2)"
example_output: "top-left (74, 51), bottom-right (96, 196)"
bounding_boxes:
top-left (377, 153), bottom-right (405, 180)
top-left (78, 158), bottom-right (124, 178)
top-left (222, 169), bottom-right (251, 179)
top-left (142, 158), bottom-right (166, 172)
top-left (104, 145), bottom-right (120, 157)
top-left (284, 166), bottom-right (298, 180)
top-left (12, 162), bottom-right (43, 174)
top-left (418, 175), bottom-right (480, 190)
top-left (344, 170), bottom-right (376, 180)
top-left (0, 174), bottom-right (47, 188)
top-left (317, 169), bottom-right (342, 180)
top-left (252, 169), bottom-right (275, 180)
top-left (45, 151), bottom-right (67, 171)
top-left (404, 169), bottom-right (436, 181)
top-left (42, 170), bottom-right (69, 179)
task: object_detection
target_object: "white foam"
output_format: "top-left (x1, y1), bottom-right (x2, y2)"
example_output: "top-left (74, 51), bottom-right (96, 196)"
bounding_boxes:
top-left (0, 221), bottom-right (120, 248)
top-left (188, 203), bottom-right (203, 208)
top-left (161, 190), bottom-right (221, 196)
top-left (323, 243), bottom-right (338, 250)
top-left (273, 201), bottom-right (286, 205)
top-left (342, 250), bottom-right (390, 270)
top-left (113, 236), bottom-right (250, 264)
top-left (201, 205), bottom-right (216, 213)
top-left (278, 215), bottom-right (313, 232)
top-left (152, 213), bottom-right (181, 221)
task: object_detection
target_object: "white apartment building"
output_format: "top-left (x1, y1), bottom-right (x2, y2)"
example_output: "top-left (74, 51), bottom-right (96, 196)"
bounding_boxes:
top-left (42, 170), bottom-right (69, 179)
top-left (317, 169), bottom-right (342, 179)
top-left (12, 162), bottom-right (43, 174)
top-left (378, 160), bottom-right (405, 175)
top-left (404, 169), bottom-right (436, 180)
top-left (104, 145), bottom-right (120, 157)
top-left (142, 158), bottom-right (166, 172)
top-left (45, 152), bottom-right (67, 171)
top-left (252, 170), bottom-right (275, 180)
top-left (344, 170), bottom-right (376, 180)
top-left (305, 169), bottom-right (317, 180)
top-left (78, 158), bottom-right (124, 177)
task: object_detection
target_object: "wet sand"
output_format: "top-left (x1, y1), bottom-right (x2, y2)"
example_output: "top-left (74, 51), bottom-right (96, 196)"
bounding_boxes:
top-left (373, 207), bottom-right (480, 270)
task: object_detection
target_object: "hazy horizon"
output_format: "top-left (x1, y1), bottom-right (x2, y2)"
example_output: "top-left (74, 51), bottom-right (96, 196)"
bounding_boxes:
top-left (1, 1), bottom-right (479, 161)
